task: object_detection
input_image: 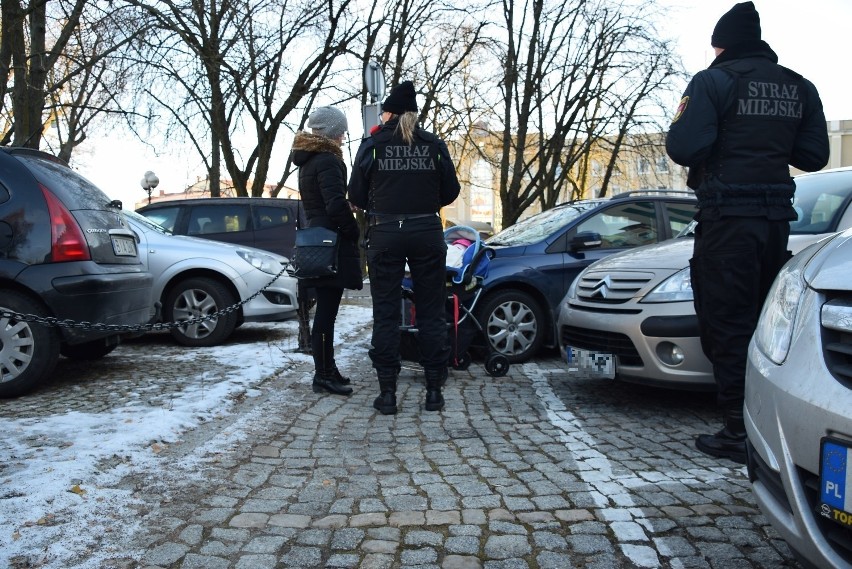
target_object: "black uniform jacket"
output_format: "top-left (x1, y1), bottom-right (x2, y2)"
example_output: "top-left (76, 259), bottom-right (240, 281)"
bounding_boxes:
top-left (291, 132), bottom-right (362, 290)
top-left (666, 41), bottom-right (829, 220)
top-left (347, 118), bottom-right (461, 213)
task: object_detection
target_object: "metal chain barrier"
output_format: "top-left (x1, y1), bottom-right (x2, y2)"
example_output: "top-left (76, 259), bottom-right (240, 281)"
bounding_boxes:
top-left (0, 266), bottom-right (292, 333)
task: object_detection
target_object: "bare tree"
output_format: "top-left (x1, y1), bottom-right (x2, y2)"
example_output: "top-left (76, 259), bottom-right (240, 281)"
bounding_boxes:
top-left (1, 0), bottom-right (143, 153)
top-left (126, 0), bottom-right (369, 197)
top-left (457, 0), bottom-right (681, 227)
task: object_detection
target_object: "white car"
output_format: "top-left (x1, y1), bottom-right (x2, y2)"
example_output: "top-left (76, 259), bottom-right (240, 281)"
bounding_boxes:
top-left (125, 210), bottom-right (298, 346)
top-left (557, 167), bottom-right (852, 389)
top-left (745, 227), bottom-right (852, 569)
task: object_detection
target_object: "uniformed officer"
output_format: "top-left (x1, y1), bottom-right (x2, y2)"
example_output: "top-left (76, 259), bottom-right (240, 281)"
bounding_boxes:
top-left (666, 2), bottom-right (829, 463)
top-left (348, 80), bottom-right (461, 415)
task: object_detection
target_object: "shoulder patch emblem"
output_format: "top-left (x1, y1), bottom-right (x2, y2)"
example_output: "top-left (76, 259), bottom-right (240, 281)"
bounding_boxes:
top-left (671, 96), bottom-right (689, 124)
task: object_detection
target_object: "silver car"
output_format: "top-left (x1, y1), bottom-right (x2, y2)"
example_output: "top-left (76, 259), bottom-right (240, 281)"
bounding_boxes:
top-left (125, 210), bottom-right (298, 346)
top-left (745, 227), bottom-right (852, 569)
top-left (557, 167), bottom-right (852, 389)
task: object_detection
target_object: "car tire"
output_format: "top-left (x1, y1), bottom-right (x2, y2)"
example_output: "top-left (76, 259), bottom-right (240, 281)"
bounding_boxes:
top-left (60, 340), bottom-right (119, 360)
top-left (0, 291), bottom-right (61, 398)
top-left (164, 277), bottom-right (238, 347)
top-left (476, 289), bottom-right (545, 364)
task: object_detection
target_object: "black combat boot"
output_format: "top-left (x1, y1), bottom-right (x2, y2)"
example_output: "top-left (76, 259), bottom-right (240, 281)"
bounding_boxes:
top-left (695, 405), bottom-right (747, 464)
top-left (424, 368), bottom-right (445, 412)
top-left (312, 369), bottom-right (353, 396)
top-left (373, 369), bottom-right (398, 415)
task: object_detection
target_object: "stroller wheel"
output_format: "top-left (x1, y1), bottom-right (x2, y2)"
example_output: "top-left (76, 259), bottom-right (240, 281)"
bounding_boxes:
top-left (451, 352), bottom-right (472, 370)
top-left (485, 353), bottom-right (510, 377)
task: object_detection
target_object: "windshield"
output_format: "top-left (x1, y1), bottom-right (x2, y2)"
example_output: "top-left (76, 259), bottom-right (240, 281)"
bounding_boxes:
top-left (124, 209), bottom-right (171, 235)
top-left (790, 173), bottom-right (852, 235)
top-left (486, 201), bottom-right (605, 246)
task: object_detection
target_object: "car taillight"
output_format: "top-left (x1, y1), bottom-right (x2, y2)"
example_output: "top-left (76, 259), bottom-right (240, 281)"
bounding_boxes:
top-left (40, 184), bottom-right (91, 262)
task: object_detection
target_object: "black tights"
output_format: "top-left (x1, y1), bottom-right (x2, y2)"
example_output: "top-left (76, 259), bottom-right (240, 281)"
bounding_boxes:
top-left (311, 286), bottom-right (344, 371)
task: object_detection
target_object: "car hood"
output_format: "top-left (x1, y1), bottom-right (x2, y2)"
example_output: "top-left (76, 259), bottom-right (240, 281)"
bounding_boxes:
top-left (584, 233), bottom-right (834, 273)
top-left (129, 220), bottom-right (288, 263)
top-left (803, 228), bottom-right (852, 291)
top-left (583, 238), bottom-right (693, 272)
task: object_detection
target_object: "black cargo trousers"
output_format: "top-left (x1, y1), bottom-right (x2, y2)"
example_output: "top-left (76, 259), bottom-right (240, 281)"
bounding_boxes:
top-left (689, 217), bottom-right (791, 408)
top-left (366, 215), bottom-right (449, 372)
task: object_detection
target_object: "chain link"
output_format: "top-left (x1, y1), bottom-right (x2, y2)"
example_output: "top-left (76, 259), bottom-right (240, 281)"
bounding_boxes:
top-left (0, 266), bottom-right (292, 333)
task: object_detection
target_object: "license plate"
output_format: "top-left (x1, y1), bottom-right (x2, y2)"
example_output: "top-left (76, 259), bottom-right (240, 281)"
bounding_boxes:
top-left (818, 437), bottom-right (852, 529)
top-left (111, 236), bottom-right (137, 257)
top-left (568, 347), bottom-right (615, 379)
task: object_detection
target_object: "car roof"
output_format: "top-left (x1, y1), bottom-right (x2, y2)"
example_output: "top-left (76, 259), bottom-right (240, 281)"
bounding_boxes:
top-left (137, 197), bottom-right (297, 209)
top-left (554, 189), bottom-right (695, 209)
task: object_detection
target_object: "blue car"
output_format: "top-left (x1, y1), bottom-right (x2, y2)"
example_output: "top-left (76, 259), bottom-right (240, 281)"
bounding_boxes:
top-left (475, 191), bottom-right (697, 363)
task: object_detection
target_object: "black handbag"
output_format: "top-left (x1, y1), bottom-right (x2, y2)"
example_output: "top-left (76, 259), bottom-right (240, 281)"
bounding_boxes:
top-left (292, 226), bottom-right (339, 279)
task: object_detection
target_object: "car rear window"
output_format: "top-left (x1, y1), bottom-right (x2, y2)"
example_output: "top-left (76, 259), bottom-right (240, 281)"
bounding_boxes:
top-left (15, 154), bottom-right (111, 209)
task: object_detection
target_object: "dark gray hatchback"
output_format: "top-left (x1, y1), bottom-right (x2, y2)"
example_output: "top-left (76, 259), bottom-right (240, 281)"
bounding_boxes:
top-left (136, 197), bottom-right (304, 258)
top-left (0, 148), bottom-right (153, 397)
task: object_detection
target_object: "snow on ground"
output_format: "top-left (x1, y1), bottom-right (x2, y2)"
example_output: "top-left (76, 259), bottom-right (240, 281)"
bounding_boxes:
top-left (0, 304), bottom-right (372, 569)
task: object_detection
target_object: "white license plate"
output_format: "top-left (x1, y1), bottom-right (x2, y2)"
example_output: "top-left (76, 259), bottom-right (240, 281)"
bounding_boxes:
top-left (111, 236), bottom-right (137, 257)
top-left (569, 347), bottom-right (616, 379)
top-left (818, 437), bottom-right (852, 530)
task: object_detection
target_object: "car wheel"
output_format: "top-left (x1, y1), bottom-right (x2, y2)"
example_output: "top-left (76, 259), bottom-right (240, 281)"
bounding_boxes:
top-left (164, 277), bottom-right (238, 347)
top-left (0, 291), bottom-right (61, 398)
top-left (476, 289), bottom-right (545, 363)
top-left (60, 340), bottom-right (119, 360)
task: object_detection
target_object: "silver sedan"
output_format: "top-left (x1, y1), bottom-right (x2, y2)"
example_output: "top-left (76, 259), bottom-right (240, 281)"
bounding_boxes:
top-left (745, 226), bottom-right (852, 569)
top-left (125, 210), bottom-right (298, 346)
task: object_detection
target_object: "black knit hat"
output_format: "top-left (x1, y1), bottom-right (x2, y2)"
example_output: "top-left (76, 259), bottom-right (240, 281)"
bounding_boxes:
top-left (382, 81), bottom-right (418, 114)
top-left (711, 2), bottom-right (761, 49)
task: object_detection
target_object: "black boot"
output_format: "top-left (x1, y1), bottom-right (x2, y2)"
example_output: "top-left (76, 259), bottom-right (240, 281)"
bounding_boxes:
top-left (373, 369), bottom-right (397, 415)
top-left (312, 369), bottom-right (353, 396)
top-left (424, 368), bottom-right (445, 412)
top-left (695, 405), bottom-right (746, 464)
top-left (328, 365), bottom-right (351, 386)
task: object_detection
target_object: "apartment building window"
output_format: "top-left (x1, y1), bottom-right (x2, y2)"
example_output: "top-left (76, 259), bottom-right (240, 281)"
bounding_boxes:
top-left (637, 157), bottom-right (651, 174)
top-left (656, 156), bottom-right (670, 173)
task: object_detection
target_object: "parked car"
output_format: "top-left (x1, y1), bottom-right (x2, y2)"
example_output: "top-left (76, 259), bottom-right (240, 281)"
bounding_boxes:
top-left (476, 191), bottom-right (698, 363)
top-left (136, 197), bottom-right (304, 258)
top-left (558, 167), bottom-right (852, 389)
top-left (745, 226), bottom-right (852, 569)
top-left (0, 148), bottom-right (153, 398)
top-left (124, 211), bottom-right (298, 346)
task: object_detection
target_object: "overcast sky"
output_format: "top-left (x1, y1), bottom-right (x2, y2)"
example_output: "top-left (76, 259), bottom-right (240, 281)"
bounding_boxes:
top-left (78, 0), bottom-right (852, 209)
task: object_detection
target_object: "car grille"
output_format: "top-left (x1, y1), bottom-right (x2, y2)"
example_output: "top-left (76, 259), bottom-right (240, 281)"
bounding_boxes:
top-left (576, 270), bottom-right (654, 304)
top-left (560, 325), bottom-right (642, 366)
top-left (746, 440), bottom-right (792, 514)
top-left (798, 464), bottom-right (852, 565)
top-left (821, 297), bottom-right (852, 388)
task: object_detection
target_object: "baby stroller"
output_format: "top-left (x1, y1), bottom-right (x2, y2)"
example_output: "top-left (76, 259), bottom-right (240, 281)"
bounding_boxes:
top-left (400, 226), bottom-right (510, 378)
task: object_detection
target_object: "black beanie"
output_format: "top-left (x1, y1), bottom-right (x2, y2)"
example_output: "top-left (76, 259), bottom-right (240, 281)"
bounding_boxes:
top-left (382, 80), bottom-right (418, 114)
top-left (711, 2), bottom-right (761, 48)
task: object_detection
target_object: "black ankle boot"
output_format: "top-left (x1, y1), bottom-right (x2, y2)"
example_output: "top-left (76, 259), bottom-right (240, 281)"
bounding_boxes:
top-left (695, 406), bottom-right (746, 464)
top-left (328, 366), bottom-right (351, 385)
top-left (424, 368), bottom-right (445, 412)
top-left (312, 370), bottom-right (353, 396)
top-left (373, 371), bottom-right (397, 415)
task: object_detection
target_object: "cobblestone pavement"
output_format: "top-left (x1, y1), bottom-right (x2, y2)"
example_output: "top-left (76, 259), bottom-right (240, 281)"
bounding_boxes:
top-left (1, 302), bottom-right (802, 569)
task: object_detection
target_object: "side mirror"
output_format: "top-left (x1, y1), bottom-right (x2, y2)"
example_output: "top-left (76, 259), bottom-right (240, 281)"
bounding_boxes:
top-left (570, 231), bottom-right (602, 251)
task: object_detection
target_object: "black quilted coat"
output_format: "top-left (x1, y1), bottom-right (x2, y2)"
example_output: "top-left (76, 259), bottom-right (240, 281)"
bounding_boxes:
top-left (291, 132), bottom-right (363, 290)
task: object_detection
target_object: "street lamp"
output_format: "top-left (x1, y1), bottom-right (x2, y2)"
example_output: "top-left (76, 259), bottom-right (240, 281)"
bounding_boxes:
top-left (140, 171), bottom-right (160, 205)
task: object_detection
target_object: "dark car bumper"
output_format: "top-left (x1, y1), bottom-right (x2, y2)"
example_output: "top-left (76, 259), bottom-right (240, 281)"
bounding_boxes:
top-left (16, 264), bottom-right (153, 344)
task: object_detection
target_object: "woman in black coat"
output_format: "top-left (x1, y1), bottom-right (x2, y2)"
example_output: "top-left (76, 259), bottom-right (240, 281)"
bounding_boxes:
top-left (291, 106), bottom-right (362, 395)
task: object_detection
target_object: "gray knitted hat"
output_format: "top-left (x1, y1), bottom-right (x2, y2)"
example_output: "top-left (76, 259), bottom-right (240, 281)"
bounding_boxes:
top-left (307, 106), bottom-right (348, 139)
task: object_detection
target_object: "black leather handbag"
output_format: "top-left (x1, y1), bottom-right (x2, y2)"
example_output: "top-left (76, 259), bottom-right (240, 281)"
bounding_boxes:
top-left (292, 226), bottom-right (339, 279)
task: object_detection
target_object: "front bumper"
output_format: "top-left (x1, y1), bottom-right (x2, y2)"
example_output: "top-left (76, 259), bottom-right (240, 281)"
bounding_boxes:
top-left (239, 272), bottom-right (298, 322)
top-left (745, 305), bottom-right (852, 569)
top-left (558, 301), bottom-right (714, 389)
